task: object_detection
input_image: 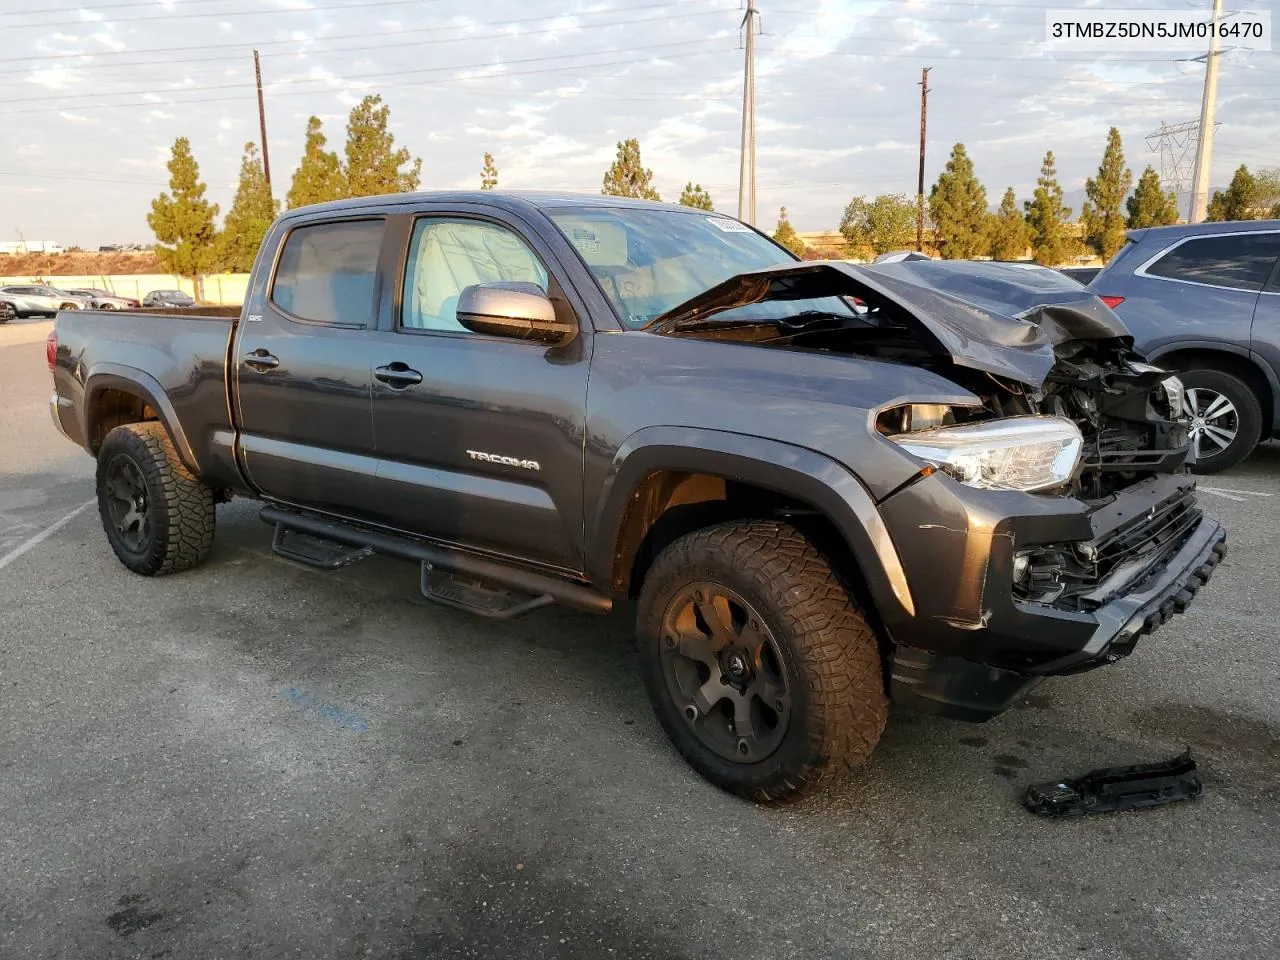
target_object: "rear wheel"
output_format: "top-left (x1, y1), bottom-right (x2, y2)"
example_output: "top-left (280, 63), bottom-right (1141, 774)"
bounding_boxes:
top-left (1177, 368), bottom-right (1262, 474)
top-left (637, 520), bottom-right (887, 803)
top-left (96, 422), bottom-right (215, 575)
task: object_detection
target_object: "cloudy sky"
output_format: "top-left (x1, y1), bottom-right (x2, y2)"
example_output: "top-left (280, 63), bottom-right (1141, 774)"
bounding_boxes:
top-left (1, 0), bottom-right (1276, 247)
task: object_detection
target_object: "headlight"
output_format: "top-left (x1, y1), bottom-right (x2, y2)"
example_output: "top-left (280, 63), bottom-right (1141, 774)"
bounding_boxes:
top-left (1128, 360), bottom-right (1185, 419)
top-left (888, 415), bottom-right (1083, 492)
top-left (1158, 375), bottom-right (1185, 419)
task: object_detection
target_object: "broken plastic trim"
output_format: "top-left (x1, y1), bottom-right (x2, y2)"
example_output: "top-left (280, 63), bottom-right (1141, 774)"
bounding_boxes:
top-left (1022, 751), bottom-right (1202, 817)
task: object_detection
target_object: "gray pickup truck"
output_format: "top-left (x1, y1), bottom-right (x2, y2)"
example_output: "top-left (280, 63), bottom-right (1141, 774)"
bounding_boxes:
top-left (49, 192), bottom-right (1226, 802)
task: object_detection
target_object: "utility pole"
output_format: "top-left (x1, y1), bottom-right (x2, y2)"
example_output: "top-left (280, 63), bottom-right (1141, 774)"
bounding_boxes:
top-left (737, 0), bottom-right (759, 225)
top-left (253, 49), bottom-right (273, 196)
top-left (1188, 0), bottom-right (1223, 223)
top-left (916, 66), bottom-right (931, 252)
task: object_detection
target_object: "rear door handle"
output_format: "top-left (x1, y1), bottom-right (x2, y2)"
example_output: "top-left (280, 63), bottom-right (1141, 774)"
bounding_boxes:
top-left (375, 362), bottom-right (423, 387)
top-left (243, 349), bottom-right (279, 371)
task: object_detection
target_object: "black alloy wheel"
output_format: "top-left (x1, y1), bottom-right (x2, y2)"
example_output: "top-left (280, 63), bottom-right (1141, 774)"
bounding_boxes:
top-left (101, 453), bottom-right (153, 556)
top-left (658, 581), bottom-right (791, 763)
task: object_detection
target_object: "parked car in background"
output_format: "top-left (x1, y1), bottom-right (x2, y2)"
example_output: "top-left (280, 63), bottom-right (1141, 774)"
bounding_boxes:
top-left (56, 289), bottom-right (96, 307)
top-left (141, 289), bottom-right (196, 308)
top-left (1059, 266), bottom-right (1101, 284)
top-left (0, 296), bottom-right (16, 323)
top-left (0, 285), bottom-right (85, 318)
top-left (1088, 220), bottom-right (1280, 472)
top-left (68, 288), bottom-right (141, 310)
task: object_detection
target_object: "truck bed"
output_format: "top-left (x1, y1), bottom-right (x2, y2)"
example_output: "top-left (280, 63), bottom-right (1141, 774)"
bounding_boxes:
top-left (51, 307), bottom-right (241, 482)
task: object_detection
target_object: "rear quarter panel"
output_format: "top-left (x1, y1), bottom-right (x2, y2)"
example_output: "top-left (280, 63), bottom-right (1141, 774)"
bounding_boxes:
top-left (53, 309), bottom-right (242, 488)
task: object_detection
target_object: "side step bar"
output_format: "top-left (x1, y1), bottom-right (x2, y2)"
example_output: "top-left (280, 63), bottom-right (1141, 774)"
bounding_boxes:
top-left (259, 506), bottom-right (613, 617)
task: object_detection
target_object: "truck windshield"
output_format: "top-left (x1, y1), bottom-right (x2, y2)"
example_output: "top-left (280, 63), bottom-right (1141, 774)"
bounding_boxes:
top-left (546, 206), bottom-right (855, 329)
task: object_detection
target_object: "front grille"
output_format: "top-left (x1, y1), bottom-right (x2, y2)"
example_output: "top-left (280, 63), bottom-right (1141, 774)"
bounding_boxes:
top-left (1094, 493), bottom-right (1202, 571)
top-left (1014, 488), bottom-right (1202, 612)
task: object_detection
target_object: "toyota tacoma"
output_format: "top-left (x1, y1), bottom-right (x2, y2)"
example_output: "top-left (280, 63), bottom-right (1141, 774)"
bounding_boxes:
top-left (48, 192), bottom-right (1227, 802)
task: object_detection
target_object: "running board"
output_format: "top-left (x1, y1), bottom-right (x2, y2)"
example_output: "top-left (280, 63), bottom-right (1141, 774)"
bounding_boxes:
top-left (272, 524), bottom-right (373, 570)
top-left (259, 506), bottom-right (612, 617)
top-left (421, 565), bottom-right (553, 620)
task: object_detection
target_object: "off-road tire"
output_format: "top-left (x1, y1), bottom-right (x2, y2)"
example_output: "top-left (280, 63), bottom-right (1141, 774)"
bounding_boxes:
top-left (637, 520), bottom-right (887, 803)
top-left (96, 422), bottom-right (215, 575)
top-left (1178, 368), bottom-right (1262, 474)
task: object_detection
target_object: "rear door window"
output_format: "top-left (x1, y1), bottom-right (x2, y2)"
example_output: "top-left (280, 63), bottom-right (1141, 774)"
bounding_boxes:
top-left (1144, 232), bottom-right (1280, 292)
top-left (270, 218), bottom-right (385, 326)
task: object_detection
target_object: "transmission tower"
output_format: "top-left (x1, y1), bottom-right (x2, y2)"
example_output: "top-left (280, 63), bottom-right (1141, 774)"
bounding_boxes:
top-left (1145, 120), bottom-right (1202, 221)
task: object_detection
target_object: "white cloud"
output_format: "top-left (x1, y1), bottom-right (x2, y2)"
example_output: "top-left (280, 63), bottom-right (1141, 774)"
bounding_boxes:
top-left (2, 0), bottom-right (1275, 243)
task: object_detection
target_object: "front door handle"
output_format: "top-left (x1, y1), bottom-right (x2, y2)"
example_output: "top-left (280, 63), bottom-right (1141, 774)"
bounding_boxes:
top-left (375, 362), bottom-right (424, 387)
top-left (244, 349), bottom-right (280, 371)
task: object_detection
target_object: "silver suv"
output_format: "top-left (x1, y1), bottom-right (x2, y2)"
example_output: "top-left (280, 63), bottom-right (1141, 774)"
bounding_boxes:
top-left (0, 285), bottom-right (85, 318)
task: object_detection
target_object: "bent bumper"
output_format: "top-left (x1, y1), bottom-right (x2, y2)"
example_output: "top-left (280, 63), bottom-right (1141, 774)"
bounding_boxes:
top-left (876, 471), bottom-right (1227, 721)
top-left (49, 391), bottom-right (73, 441)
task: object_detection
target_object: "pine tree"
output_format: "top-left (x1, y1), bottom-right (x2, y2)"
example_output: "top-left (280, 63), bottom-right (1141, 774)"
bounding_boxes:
top-left (147, 136), bottom-right (220, 294)
top-left (772, 206), bottom-right (806, 256)
top-left (601, 138), bottom-right (660, 200)
top-left (1126, 165), bottom-right (1179, 228)
top-left (1079, 127), bottom-right (1133, 261)
top-left (1255, 167), bottom-right (1280, 218)
top-left (287, 116), bottom-right (346, 209)
top-left (840, 194), bottom-right (917, 257)
top-left (1207, 164), bottom-right (1258, 221)
top-left (678, 182), bottom-right (713, 210)
top-left (218, 142), bottom-right (279, 273)
top-left (929, 143), bottom-right (989, 259)
top-left (480, 152), bottom-right (498, 190)
top-left (1024, 151), bottom-right (1076, 266)
top-left (343, 94), bottom-right (422, 198)
top-left (987, 187), bottom-right (1034, 261)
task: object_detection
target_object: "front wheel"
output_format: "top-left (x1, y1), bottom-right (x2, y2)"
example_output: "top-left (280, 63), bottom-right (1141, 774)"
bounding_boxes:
top-left (1178, 368), bottom-right (1262, 474)
top-left (96, 422), bottom-right (216, 575)
top-left (637, 520), bottom-right (887, 803)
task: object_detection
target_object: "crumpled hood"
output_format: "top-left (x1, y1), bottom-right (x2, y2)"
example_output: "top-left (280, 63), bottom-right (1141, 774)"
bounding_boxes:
top-left (646, 259), bottom-right (1133, 388)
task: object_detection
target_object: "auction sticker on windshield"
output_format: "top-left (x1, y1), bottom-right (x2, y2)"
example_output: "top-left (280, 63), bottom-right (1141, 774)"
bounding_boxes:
top-left (706, 217), bottom-right (754, 233)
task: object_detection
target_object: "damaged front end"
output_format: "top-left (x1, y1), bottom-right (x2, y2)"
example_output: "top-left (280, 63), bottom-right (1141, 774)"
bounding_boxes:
top-left (650, 259), bottom-right (1227, 721)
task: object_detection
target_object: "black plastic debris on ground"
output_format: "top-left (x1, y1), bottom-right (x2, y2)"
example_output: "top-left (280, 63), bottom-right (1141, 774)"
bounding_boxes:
top-left (1023, 751), bottom-right (1202, 817)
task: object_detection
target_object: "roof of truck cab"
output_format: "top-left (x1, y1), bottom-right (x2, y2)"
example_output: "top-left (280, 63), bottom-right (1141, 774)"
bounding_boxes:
top-left (277, 190), bottom-right (721, 220)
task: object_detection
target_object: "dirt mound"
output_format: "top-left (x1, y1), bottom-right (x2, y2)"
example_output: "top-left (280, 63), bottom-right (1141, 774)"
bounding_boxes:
top-left (0, 251), bottom-right (163, 277)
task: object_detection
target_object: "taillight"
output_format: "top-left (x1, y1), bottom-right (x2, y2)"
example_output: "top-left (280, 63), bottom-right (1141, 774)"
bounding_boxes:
top-left (1098, 295), bottom-right (1125, 309)
top-left (46, 330), bottom-right (57, 372)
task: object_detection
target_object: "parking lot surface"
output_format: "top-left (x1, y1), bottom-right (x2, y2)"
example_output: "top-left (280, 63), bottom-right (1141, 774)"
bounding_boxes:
top-left (2, 317), bottom-right (1277, 959)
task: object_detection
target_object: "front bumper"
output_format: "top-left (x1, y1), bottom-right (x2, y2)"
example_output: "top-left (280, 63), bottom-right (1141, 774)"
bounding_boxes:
top-left (877, 470), bottom-right (1226, 721)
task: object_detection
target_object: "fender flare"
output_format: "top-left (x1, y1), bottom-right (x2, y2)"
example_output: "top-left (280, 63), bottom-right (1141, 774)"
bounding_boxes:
top-left (585, 425), bottom-right (915, 620)
top-left (82, 364), bottom-right (199, 473)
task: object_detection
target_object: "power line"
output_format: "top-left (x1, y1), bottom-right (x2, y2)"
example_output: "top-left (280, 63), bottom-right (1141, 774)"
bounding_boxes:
top-left (0, 47), bottom-right (726, 117)
top-left (2, 0), bottom-right (729, 63)
top-left (9, 0), bottom-right (439, 30)
top-left (0, 37), bottom-right (721, 108)
top-left (0, 4), bottom-right (731, 79)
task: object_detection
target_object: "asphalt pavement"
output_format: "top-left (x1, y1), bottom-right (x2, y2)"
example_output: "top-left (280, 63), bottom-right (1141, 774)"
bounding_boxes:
top-left (1, 317), bottom-right (1277, 960)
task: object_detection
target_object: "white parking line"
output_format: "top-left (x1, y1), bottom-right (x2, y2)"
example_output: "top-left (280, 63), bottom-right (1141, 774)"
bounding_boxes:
top-left (0, 500), bottom-right (95, 572)
top-left (1198, 486), bottom-right (1276, 502)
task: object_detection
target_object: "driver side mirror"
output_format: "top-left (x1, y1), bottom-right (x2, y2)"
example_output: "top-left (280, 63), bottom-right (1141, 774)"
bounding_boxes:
top-left (456, 282), bottom-right (577, 345)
